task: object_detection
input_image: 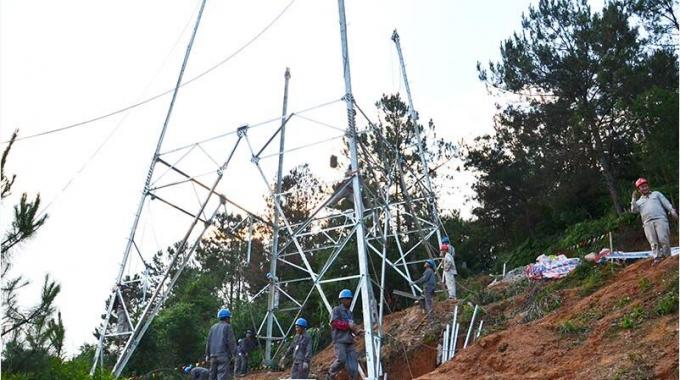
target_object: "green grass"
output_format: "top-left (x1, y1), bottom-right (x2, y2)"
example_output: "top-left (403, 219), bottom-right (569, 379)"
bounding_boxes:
top-left (557, 319), bottom-right (589, 337)
top-left (618, 306), bottom-right (647, 329)
top-left (654, 291), bottom-right (678, 316)
top-left (637, 277), bottom-right (652, 292)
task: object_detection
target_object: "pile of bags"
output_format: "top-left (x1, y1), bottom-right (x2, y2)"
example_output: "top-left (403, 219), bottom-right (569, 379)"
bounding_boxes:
top-left (524, 254), bottom-right (581, 280)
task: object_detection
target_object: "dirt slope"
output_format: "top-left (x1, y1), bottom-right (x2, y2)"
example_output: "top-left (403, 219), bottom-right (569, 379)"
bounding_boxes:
top-left (244, 299), bottom-right (452, 380)
top-left (418, 257), bottom-right (679, 380)
top-left (245, 257), bottom-right (678, 380)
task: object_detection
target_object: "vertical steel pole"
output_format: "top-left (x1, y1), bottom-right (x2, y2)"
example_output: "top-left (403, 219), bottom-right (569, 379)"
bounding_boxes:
top-left (90, 0), bottom-right (209, 375)
top-left (337, 1), bottom-right (379, 378)
top-left (264, 67), bottom-right (291, 366)
top-left (391, 30), bottom-right (442, 243)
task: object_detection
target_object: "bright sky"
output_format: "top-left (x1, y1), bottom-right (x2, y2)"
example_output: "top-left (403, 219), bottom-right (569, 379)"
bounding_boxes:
top-left (1, 0), bottom-right (543, 358)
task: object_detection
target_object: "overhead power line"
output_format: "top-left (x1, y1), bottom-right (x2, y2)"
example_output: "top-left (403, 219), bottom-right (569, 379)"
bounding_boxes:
top-left (4, 0), bottom-right (297, 144)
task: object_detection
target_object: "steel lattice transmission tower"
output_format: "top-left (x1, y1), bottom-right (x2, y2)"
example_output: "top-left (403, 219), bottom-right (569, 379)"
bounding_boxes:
top-left (91, 1), bottom-right (446, 378)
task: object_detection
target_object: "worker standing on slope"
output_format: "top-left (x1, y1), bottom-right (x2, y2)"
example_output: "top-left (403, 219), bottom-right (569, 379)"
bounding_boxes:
top-left (631, 178), bottom-right (678, 265)
top-left (235, 329), bottom-right (257, 377)
top-left (440, 238), bottom-right (458, 302)
top-left (326, 289), bottom-right (362, 380)
top-left (412, 259), bottom-right (437, 321)
top-left (280, 318), bottom-right (313, 379)
top-left (205, 308), bottom-right (237, 380)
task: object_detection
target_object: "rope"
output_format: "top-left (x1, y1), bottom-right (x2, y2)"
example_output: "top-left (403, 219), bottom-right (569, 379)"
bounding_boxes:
top-left (4, 0), bottom-right (297, 144)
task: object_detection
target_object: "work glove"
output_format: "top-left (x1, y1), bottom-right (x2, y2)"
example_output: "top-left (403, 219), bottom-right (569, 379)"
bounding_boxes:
top-left (302, 362), bottom-right (309, 371)
top-left (631, 190), bottom-right (639, 200)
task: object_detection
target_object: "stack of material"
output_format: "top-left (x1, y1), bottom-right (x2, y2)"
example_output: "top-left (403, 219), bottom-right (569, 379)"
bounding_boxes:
top-left (593, 246), bottom-right (679, 263)
top-left (524, 254), bottom-right (581, 280)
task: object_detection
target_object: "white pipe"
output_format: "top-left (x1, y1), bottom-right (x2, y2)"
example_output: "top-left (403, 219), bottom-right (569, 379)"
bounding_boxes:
top-left (451, 322), bottom-right (459, 359)
top-left (448, 304), bottom-right (458, 360)
top-left (464, 305), bottom-right (479, 349)
top-left (476, 319), bottom-right (484, 339)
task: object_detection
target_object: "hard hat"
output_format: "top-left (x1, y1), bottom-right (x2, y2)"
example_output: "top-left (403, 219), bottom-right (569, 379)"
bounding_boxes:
top-left (426, 259), bottom-right (436, 269)
top-left (246, 329), bottom-right (254, 336)
top-left (635, 178), bottom-right (648, 188)
top-left (295, 318), bottom-right (308, 328)
top-left (338, 289), bottom-right (353, 299)
top-left (441, 236), bottom-right (450, 244)
top-left (217, 308), bottom-right (232, 319)
top-left (183, 365), bottom-right (192, 374)
top-left (439, 244), bottom-right (449, 251)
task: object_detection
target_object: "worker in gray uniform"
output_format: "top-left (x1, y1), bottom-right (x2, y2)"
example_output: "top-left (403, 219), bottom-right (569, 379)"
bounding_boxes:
top-left (326, 289), bottom-right (362, 380)
top-left (183, 365), bottom-right (209, 380)
top-left (205, 308), bottom-right (237, 380)
top-left (412, 259), bottom-right (436, 321)
top-left (280, 318), bottom-right (313, 379)
top-left (631, 177), bottom-right (678, 264)
top-left (235, 329), bottom-right (257, 377)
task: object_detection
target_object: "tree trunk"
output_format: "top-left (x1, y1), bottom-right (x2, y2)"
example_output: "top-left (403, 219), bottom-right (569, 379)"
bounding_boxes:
top-left (592, 130), bottom-right (624, 215)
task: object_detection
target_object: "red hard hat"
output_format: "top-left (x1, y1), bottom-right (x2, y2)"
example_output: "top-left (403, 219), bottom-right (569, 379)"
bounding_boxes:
top-left (635, 178), bottom-right (648, 188)
top-left (439, 244), bottom-right (449, 251)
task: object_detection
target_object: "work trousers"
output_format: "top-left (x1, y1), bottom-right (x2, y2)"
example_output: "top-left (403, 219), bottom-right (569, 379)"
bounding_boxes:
top-left (328, 342), bottom-right (358, 380)
top-left (235, 352), bottom-right (248, 375)
top-left (420, 289), bottom-right (434, 320)
top-left (209, 356), bottom-right (232, 380)
top-left (643, 218), bottom-right (671, 258)
top-left (444, 272), bottom-right (456, 299)
top-left (291, 360), bottom-right (310, 379)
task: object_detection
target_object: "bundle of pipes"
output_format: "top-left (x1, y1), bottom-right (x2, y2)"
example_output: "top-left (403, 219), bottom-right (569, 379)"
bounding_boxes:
top-left (441, 304), bottom-right (484, 363)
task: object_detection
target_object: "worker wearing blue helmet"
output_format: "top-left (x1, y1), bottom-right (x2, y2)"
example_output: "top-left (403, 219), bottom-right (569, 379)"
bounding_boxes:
top-left (412, 259), bottom-right (437, 322)
top-left (280, 317), bottom-right (313, 379)
top-left (183, 364), bottom-right (209, 380)
top-left (205, 308), bottom-right (237, 380)
top-left (326, 289), bottom-right (361, 380)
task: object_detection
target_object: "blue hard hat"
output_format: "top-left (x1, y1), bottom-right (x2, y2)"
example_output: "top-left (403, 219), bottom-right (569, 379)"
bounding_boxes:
top-left (183, 365), bottom-right (192, 374)
top-left (217, 308), bottom-right (232, 319)
top-left (426, 259), bottom-right (436, 269)
top-left (442, 236), bottom-right (449, 243)
top-left (295, 318), bottom-right (308, 328)
top-left (338, 289), bottom-right (353, 299)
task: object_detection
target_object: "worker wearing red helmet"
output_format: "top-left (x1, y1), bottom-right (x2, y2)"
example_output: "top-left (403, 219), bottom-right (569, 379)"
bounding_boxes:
top-left (631, 178), bottom-right (678, 264)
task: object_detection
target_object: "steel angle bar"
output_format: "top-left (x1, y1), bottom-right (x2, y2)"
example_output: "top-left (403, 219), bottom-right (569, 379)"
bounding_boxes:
top-left (150, 143), bottom-right (197, 188)
top-left (148, 170), bottom-right (214, 192)
top-left (254, 114), bottom-right (294, 158)
top-left (147, 193), bottom-right (209, 225)
top-left (364, 240), bottom-right (421, 293)
top-left (104, 332), bottom-right (134, 338)
top-left (249, 285), bottom-right (269, 302)
top-left (155, 157), bottom-right (271, 226)
top-left (317, 274), bottom-right (361, 284)
top-left (115, 289), bottom-right (135, 332)
top-left (277, 277), bottom-right (312, 285)
top-left (275, 285), bottom-right (303, 307)
top-left (277, 258), bottom-right (310, 274)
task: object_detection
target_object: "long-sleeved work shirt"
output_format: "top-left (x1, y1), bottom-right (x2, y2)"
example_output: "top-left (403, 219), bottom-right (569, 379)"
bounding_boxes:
top-left (285, 332), bottom-right (313, 363)
top-left (330, 305), bottom-right (355, 344)
top-left (206, 321), bottom-right (237, 359)
top-left (443, 252), bottom-right (457, 275)
top-left (631, 191), bottom-right (676, 223)
top-left (414, 267), bottom-right (436, 293)
top-left (237, 337), bottom-right (257, 355)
